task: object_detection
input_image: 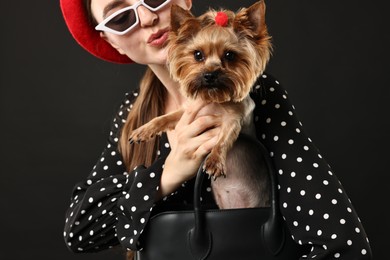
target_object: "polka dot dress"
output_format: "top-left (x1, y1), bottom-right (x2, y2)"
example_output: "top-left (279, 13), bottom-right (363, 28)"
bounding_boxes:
top-left (63, 73), bottom-right (372, 259)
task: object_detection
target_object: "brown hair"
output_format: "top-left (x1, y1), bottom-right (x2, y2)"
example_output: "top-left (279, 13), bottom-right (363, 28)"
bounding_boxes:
top-left (119, 68), bottom-right (167, 171)
top-left (83, 0), bottom-right (97, 26)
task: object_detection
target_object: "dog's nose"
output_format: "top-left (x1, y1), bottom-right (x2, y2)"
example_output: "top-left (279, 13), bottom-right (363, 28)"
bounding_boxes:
top-left (203, 71), bottom-right (219, 84)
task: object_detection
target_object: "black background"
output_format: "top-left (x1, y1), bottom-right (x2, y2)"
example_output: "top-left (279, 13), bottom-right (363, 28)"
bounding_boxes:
top-left (0, 0), bottom-right (388, 259)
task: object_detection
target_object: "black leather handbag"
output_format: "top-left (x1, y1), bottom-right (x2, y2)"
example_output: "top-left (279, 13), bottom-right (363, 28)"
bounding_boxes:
top-left (136, 138), bottom-right (309, 260)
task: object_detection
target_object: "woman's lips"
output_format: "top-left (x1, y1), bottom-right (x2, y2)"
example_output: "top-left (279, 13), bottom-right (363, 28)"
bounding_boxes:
top-left (147, 29), bottom-right (169, 47)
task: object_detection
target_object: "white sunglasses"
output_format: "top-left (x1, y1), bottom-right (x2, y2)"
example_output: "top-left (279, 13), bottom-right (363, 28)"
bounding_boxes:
top-left (95, 0), bottom-right (171, 35)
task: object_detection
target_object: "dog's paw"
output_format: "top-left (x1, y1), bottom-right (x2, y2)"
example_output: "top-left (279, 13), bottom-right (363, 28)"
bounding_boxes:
top-left (203, 153), bottom-right (226, 179)
top-left (129, 125), bottom-right (159, 144)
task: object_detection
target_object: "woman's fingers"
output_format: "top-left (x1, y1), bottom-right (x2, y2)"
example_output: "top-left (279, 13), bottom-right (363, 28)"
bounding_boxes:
top-left (182, 126), bottom-right (219, 154)
top-left (181, 114), bottom-right (221, 139)
top-left (176, 99), bottom-right (207, 128)
top-left (192, 127), bottom-right (220, 156)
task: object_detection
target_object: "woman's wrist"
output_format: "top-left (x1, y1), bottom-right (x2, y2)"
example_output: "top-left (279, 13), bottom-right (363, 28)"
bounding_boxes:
top-left (157, 155), bottom-right (188, 199)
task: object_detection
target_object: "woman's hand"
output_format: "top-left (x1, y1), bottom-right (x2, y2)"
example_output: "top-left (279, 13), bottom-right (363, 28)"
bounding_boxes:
top-left (158, 99), bottom-right (224, 197)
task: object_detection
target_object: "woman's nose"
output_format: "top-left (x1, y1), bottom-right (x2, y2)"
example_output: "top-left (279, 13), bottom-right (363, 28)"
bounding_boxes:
top-left (137, 5), bottom-right (158, 28)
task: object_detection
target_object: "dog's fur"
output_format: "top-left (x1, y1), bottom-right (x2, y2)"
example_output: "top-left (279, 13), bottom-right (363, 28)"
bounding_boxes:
top-left (213, 133), bottom-right (271, 208)
top-left (129, 1), bottom-right (272, 208)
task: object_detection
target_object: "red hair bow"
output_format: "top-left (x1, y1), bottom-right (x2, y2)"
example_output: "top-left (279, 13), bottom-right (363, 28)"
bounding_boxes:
top-left (215, 12), bottom-right (229, 27)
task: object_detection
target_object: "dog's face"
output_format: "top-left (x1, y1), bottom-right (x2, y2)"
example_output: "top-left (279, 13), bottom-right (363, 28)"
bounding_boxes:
top-left (167, 1), bottom-right (272, 103)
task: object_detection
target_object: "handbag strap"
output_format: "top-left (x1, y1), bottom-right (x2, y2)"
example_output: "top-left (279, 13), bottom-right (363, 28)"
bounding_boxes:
top-left (189, 134), bottom-right (286, 259)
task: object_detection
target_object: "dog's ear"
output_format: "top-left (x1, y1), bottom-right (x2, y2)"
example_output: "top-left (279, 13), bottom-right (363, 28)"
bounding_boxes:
top-left (170, 4), bottom-right (200, 43)
top-left (233, 0), bottom-right (266, 38)
top-left (170, 4), bottom-right (194, 33)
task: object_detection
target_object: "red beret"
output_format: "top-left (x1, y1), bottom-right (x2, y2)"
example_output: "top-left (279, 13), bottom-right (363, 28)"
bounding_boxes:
top-left (60, 0), bottom-right (132, 64)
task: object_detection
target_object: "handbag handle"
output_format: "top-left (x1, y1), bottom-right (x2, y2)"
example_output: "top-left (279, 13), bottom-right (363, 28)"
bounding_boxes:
top-left (188, 135), bottom-right (286, 259)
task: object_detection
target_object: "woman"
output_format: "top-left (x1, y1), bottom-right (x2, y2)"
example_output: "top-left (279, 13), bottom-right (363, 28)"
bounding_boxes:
top-left (60, 0), bottom-right (372, 259)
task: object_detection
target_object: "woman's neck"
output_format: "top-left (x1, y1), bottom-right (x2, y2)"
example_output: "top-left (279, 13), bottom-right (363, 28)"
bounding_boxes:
top-left (148, 64), bottom-right (186, 112)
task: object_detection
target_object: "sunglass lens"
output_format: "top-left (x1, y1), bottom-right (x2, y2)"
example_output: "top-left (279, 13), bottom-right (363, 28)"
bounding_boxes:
top-left (144, 0), bottom-right (168, 9)
top-left (106, 9), bottom-right (137, 33)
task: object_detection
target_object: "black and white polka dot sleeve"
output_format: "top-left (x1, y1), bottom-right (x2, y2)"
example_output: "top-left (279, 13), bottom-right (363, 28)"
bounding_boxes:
top-left (63, 91), bottom-right (165, 253)
top-left (251, 73), bottom-right (372, 259)
top-left (115, 159), bottom-right (164, 251)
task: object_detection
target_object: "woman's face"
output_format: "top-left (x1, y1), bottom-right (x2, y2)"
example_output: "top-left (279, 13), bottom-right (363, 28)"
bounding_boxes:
top-left (90, 0), bottom-right (192, 65)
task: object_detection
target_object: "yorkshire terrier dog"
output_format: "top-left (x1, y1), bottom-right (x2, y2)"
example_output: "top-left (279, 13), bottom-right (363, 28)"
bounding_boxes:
top-left (129, 1), bottom-right (272, 208)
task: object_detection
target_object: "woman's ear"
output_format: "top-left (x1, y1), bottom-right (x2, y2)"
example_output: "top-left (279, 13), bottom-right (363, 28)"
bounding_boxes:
top-left (185, 0), bottom-right (192, 10)
top-left (99, 32), bottom-right (126, 55)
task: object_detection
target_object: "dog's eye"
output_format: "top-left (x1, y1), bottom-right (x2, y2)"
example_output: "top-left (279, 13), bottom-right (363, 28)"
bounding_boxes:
top-left (224, 51), bottom-right (236, 62)
top-left (194, 51), bottom-right (205, 62)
